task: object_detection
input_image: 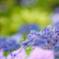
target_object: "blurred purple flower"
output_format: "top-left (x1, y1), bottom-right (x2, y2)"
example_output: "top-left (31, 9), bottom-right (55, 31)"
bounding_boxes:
top-left (50, 7), bottom-right (59, 23)
top-left (18, 24), bottom-right (40, 34)
top-left (54, 7), bottom-right (59, 13)
top-left (0, 37), bottom-right (21, 52)
top-left (20, 0), bottom-right (37, 7)
top-left (11, 33), bottom-right (23, 43)
top-left (51, 13), bottom-right (59, 23)
top-left (28, 47), bottom-right (55, 59)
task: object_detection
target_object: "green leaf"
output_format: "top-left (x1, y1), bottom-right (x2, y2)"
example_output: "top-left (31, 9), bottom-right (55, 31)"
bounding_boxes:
top-left (25, 47), bottom-right (32, 55)
top-left (4, 51), bottom-right (9, 56)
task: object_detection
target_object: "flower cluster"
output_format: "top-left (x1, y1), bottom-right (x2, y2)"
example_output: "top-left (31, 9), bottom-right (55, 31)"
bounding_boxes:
top-left (0, 23), bottom-right (59, 59)
top-left (22, 27), bottom-right (59, 58)
top-left (19, 24), bottom-right (40, 34)
top-left (6, 47), bottom-right (54, 59)
top-left (0, 37), bottom-right (21, 52)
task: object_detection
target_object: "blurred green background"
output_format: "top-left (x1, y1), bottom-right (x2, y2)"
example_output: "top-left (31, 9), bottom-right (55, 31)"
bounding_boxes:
top-left (0, 0), bottom-right (59, 35)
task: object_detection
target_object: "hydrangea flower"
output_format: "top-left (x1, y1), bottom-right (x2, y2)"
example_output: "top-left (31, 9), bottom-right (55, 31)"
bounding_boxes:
top-left (7, 47), bottom-right (54, 59)
top-left (28, 47), bottom-right (54, 59)
top-left (0, 37), bottom-right (21, 52)
top-left (7, 48), bottom-right (27, 59)
top-left (19, 24), bottom-right (40, 34)
top-left (22, 27), bottom-right (59, 58)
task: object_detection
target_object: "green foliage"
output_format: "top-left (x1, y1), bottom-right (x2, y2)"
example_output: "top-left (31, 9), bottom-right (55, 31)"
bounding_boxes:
top-left (25, 47), bottom-right (32, 55)
top-left (0, 0), bottom-right (58, 35)
top-left (4, 51), bottom-right (9, 56)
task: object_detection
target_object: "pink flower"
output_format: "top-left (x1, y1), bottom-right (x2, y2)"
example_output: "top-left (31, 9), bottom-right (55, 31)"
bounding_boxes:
top-left (7, 48), bottom-right (27, 59)
top-left (28, 47), bottom-right (55, 59)
top-left (0, 50), bottom-right (6, 59)
top-left (7, 47), bottom-right (55, 59)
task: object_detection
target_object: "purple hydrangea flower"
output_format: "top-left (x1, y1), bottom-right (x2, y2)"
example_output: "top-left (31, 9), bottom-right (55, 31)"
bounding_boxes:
top-left (19, 24), bottom-right (40, 34)
top-left (22, 27), bottom-right (59, 58)
top-left (0, 37), bottom-right (21, 52)
top-left (7, 48), bottom-right (27, 59)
